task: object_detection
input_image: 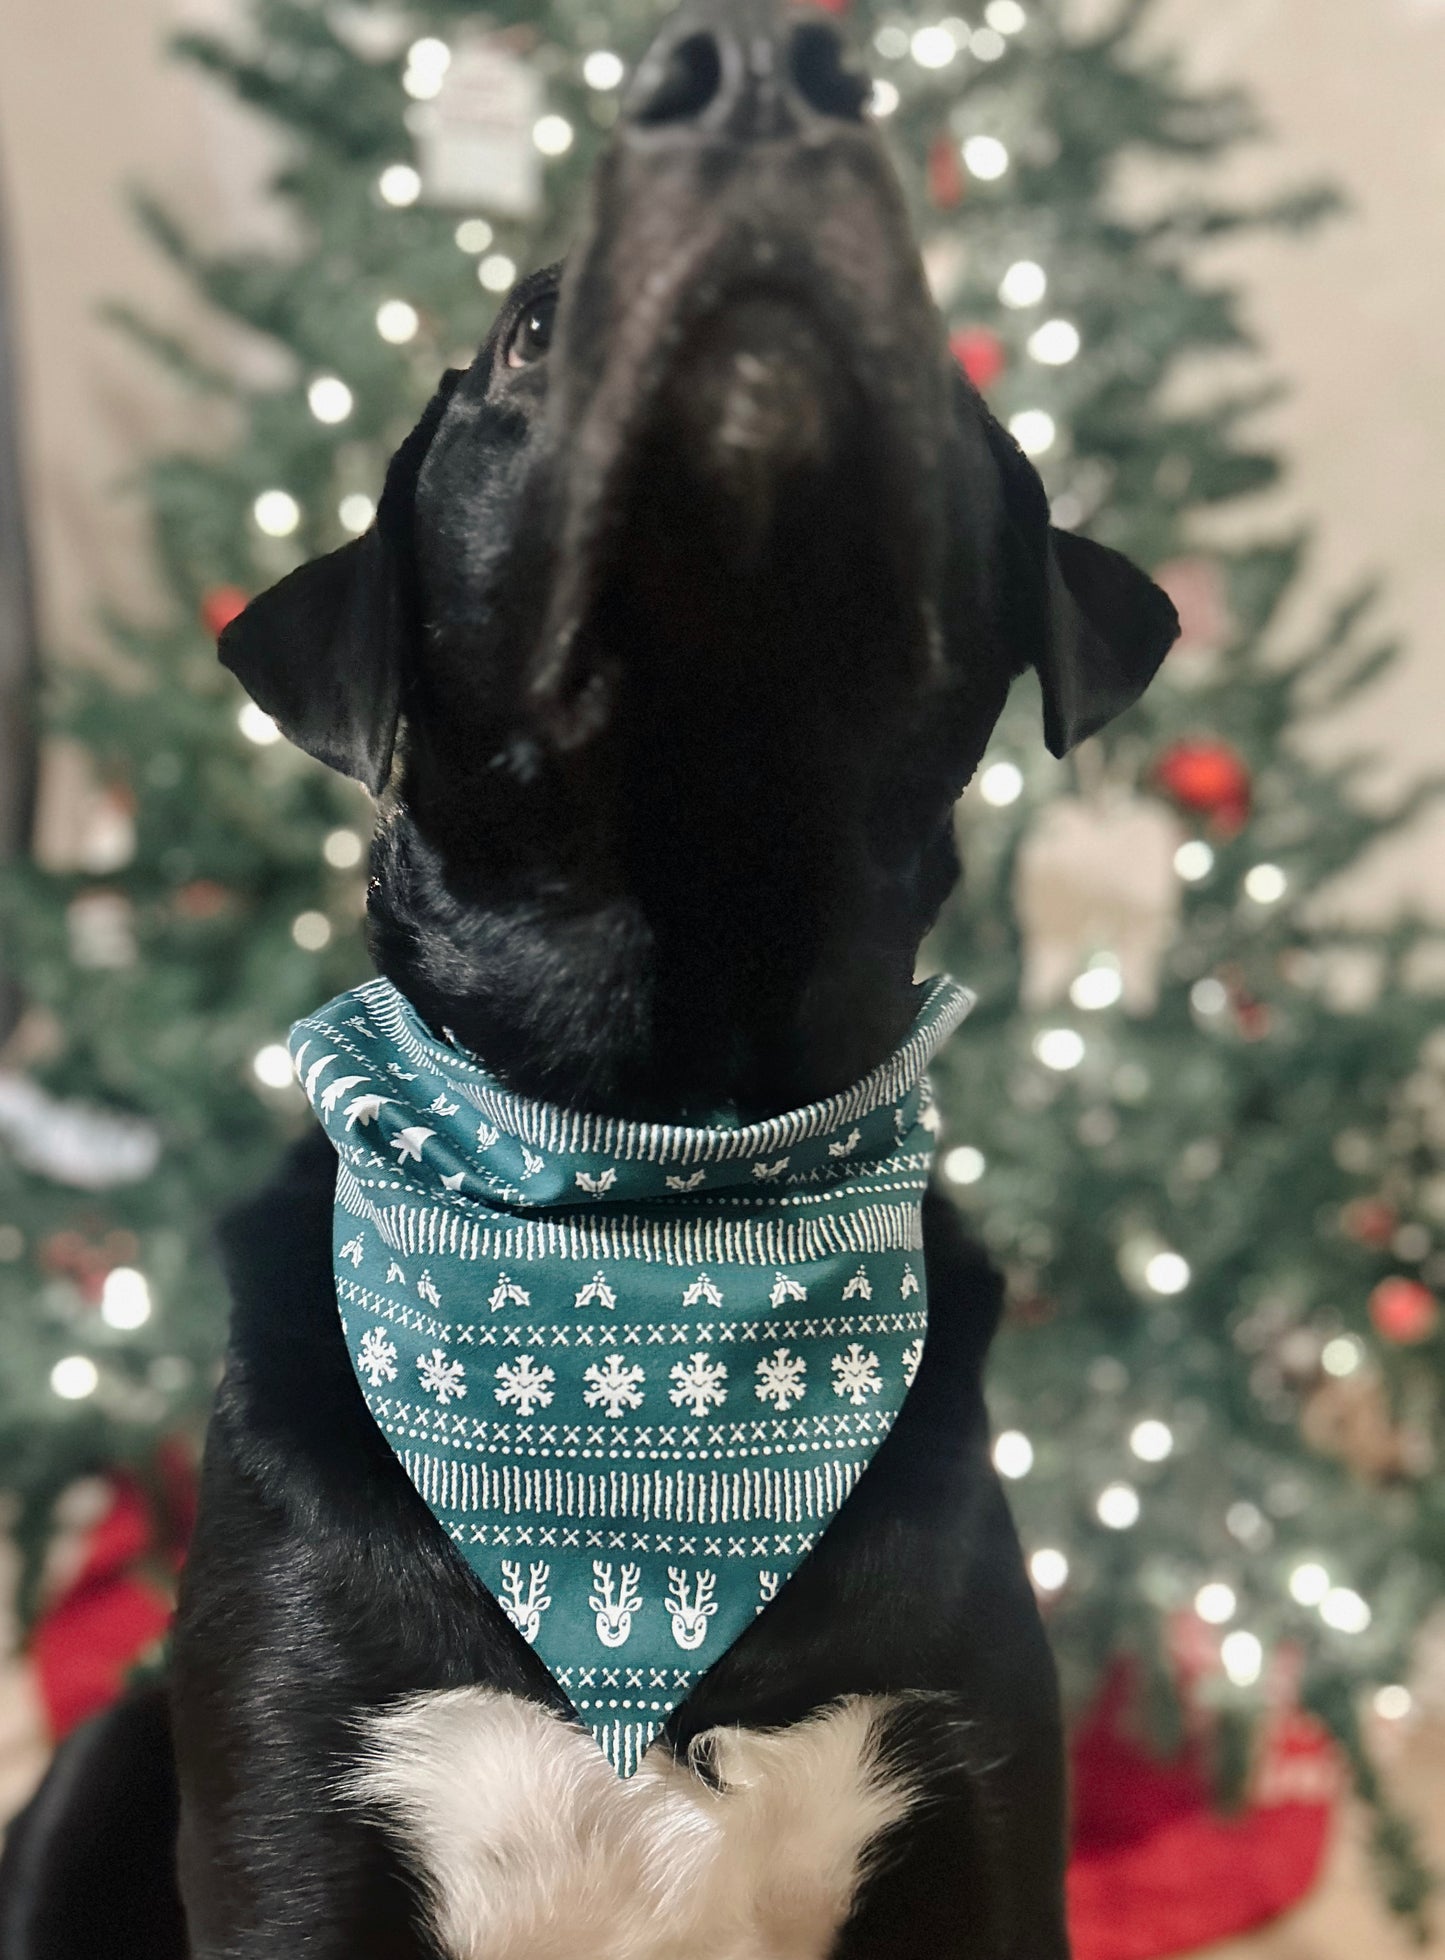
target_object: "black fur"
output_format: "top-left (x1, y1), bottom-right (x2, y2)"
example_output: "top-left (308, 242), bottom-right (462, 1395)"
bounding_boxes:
top-left (1, 3), bottom-right (1175, 1953)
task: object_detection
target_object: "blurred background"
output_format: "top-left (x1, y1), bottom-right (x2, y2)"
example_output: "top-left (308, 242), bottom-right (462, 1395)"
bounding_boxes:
top-left (0, 0), bottom-right (1442, 1953)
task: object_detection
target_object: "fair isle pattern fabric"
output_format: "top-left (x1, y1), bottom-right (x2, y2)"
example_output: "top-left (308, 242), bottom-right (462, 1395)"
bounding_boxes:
top-left (290, 974), bottom-right (974, 1777)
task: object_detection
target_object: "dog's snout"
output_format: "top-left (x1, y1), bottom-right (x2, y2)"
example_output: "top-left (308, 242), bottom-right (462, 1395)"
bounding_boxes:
top-left (629, 7), bottom-right (870, 139)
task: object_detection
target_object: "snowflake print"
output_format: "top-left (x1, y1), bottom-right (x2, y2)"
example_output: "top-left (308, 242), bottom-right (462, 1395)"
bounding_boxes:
top-left (583, 1355), bottom-right (646, 1418)
top-left (494, 1355), bottom-right (556, 1417)
top-left (669, 1352), bottom-right (729, 1418)
top-left (417, 1348), bottom-right (467, 1404)
top-left (902, 1337), bottom-right (925, 1387)
top-left (754, 1347), bottom-right (807, 1412)
top-left (357, 1328), bottom-right (398, 1386)
top-left (831, 1344), bottom-right (882, 1406)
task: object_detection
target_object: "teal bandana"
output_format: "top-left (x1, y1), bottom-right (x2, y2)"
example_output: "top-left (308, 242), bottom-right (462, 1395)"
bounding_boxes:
top-left (290, 974), bottom-right (973, 1776)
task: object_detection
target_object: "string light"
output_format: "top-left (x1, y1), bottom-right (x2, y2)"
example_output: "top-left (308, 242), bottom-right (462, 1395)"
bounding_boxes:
top-left (376, 298), bottom-right (420, 344)
top-left (533, 115), bottom-right (574, 156)
top-left (292, 911), bottom-right (333, 952)
top-left (1289, 1562), bottom-right (1331, 1606)
top-left (324, 828), bottom-right (365, 869)
top-left (999, 260), bottom-right (1047, 307)
top-left (1129, 1418), bottom-right (1174, 1462)
top-left (101, 1267), bottom-right (152, 1331)
top-left (963, 135), bottom-right (1009, 180)
top-left (1245, 863), bottom-right (1288, 905)
top-left (1097, 1482), bottom-right (1141, 1529)
top-left (403, 64), bottom-right (445, 101)
top-left (1070, 962), bottom-right (1123, 1011)
top-left (944, 1145), bottom-right (986, 1185)
top-left (993, 1430), bottom-right (1034, 1478)
top-left (583, 50), bottom-right (625, 90)
top-left (971, 27), bottom-right (1006, 60)
top-left (1144, 1250), bottom-right (1190, 1295)
top-left (1028, 319), bottom-right (1081, 365)
top-left (1221, 1630), bottom-right (1263, 1685)
top-left (1174, 840), bottom-right (1214, 882)
top-left (985, 0), bottom-right (1028, 30)
top-left (454, 219), bottom-right (494, 255)
top-left (253, 489), bottom-right (301, 537)
top-left (911, 24), bottom-right (957, 67)
top-left (479, 254), bottom-right (517, 293)
top-left (871, 79), bottom-right (900, 116)
top-left (378, 163), bottom-right (423, 207)
top-left (1321, 1335), bottom-right (1364, 1378)
top-left (1195, 1582), bottom-right (1237, 1625)
top-left (1031, 1547), bottom-right (1070, 1592)
top-left (238, 703), bottom-right (281, 745)
top-left (1010, 409), bottom-right (1056, 457)
top-left (338, 493), bottom-right (376, 535)
top-left (51, 1356), bottom-right (99, 1400)
top-left (406, 37), bottom-right (451, 80)
top-left (1320, 1587), bottom-right (1371, 1634)
top-left (307, 376), bottom-right (354, 424)
top-left (979, 760), bottom-right (1024, 805)
top-left (252, 1044), bottom-right (295, 1089)
top-left (1190, 978), bottom-right (1227, 1016)
top-left (1034, 1028), bottom-right (1085, 1072)
top-left (1375, 1685), bottom-right (1413, 1721)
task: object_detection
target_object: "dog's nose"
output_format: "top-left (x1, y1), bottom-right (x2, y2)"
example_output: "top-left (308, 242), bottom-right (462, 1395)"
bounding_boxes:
top-left (628, 3), bottom-right (871, 138)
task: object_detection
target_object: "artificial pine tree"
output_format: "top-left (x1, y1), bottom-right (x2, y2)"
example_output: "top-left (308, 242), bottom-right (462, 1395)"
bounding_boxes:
top-left (0, 0), bottom-right (1441, 1926)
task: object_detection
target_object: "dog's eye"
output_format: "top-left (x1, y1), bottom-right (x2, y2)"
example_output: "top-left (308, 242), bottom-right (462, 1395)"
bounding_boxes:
top-left (506, 292), bottom-right (558, 369)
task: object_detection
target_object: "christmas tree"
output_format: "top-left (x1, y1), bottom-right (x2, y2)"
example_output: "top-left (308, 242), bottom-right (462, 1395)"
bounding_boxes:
top-left (1, 0), bottom-right (1441, 1923)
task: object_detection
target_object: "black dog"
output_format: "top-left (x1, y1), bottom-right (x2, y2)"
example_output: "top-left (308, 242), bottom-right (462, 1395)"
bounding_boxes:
top-left (1, 3), bottom-right (1175, 1954)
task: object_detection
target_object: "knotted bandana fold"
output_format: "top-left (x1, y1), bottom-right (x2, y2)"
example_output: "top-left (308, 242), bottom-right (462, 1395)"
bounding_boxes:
top-left (291, 974), bottom-right (973, 1776)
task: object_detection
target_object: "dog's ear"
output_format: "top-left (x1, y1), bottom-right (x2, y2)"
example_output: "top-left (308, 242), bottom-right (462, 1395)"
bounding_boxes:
top-left (980, 401), bottom-right (1179, 757)
top-left (219, 369), bottom-right (464, 793)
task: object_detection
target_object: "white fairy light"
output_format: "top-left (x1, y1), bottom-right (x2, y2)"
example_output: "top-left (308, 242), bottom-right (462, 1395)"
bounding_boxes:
top-left (533, 115), bottom-right (574, 157)
top-left (1174, 840), bottom-right (1214, 882)
top-left (1320, 1587), bottom-right (1371, 1634)
top-left (963, 135), bottom-right (1009, 180)
top-left (1145, 1250), bottom-right (1190, 1295)
top-left (1221, 1631), bottom-right (1263, 1686)
top-left (993, 1430), bottom-right (1034, 1479)
top-left (871, 79), bottom-right (900, 116)
top-left (454, 219), bottom-right (494, 255)
top-left (1289, 1562), bottom-right (1330, 1607)
top-left (985, 0), bottom-right (1027, 30)
top-left (1070, 963), bottom-right (1123, 1012)
top-left (407, 37), bottom-right (452, 79)
top-left (252, 1044), bottom-right (295, 1090)
top-left (1028, 319), bottom-right (1081, 366)
top-left (238, 702), bottom-right (281, 746)
top-left (307, 376), bottom-right (354, 425)
top-left (479, 254), bottom-right (518, 293)
top-left (1321, 1335), bottom-right (1364, 1378)
top-left (1375, 1685), bottom-right (1413, 1721)
top-left (979, 760), bottom-right (1024, 805)
top-left (101, 1267), bottom-right (152, 1331)
top-left (1190, 978), bottom-right (1227, 1016)
top-left (1129, 1419), bottom-right (1174, 1463)
top-left (378, 163), bottom-right (422, 207)
top-left (1034, 1027), bottom-right (1085, 1072)
top-left (874, 24), bottom-right (910, 58)
top-left (971, 27), bottom-right (1006, 59)
top-left (253, 489), bottom-right (300, 538)
top-left (1097, 1482), bottom-right (1140, 1529)
top-left (1030, 1547), bottom-right (1069, 1592)
top-left (376, 297), bottom-right (420, 343)
top-left (1245, 863), bottom-right (1288, 905)
top-left (403, 65), bottom-right (445, 100)
top-left (944, 1145), bottom-right (986, 1186)
top-left (1009, 409), bottom-right (1056, 456)
top-left (911, 24), bottom-right (957, 67)
top-left (999, 259), bottom-right (1047, 307)
top-left (1195, 1582), bottom-right (1237, 1626)
top-left (323, 828), bottom-right (365, 869)
top-left (51, 1355), bottom-right (99, 1400)
top-left (338, 493), bottom-right (376, 535)
top-left (583, 49), bottom-right (625, 90)
top-left (292, 911), bottom-right (333, 952)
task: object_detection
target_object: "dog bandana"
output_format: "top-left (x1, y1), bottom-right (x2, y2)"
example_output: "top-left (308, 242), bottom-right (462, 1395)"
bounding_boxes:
top-left (291, 973), bottom-right (973, 1776)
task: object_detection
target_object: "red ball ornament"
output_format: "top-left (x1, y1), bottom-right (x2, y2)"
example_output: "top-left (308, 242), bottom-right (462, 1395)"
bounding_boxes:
top-left (201, 586), bottom-right (249, 638)
top-left (927, 135), bottom-right (964, 209)
top-left (1153, 739), bottom-right (1251, 835)
top-left (1369, 1277), bottom-right (1439, 1346)
top-left (950, 328), bottom-right (1007, 391)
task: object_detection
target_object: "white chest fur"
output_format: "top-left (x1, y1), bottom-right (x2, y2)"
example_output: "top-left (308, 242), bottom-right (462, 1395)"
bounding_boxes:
top-left (345, 1689), bottom-right (915, 1959)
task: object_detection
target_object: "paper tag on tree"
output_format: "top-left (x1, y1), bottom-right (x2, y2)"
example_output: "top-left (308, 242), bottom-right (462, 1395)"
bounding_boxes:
top-left (413, 31), bottom-right (542, 217)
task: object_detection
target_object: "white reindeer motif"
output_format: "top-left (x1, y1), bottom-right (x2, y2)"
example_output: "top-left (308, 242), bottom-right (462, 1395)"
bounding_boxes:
top-left (589, 1561), bottom-right (643, 1648)
top-left (498, 1560), bottom-right (551, 1643)
top-left (665, 1567), bottom-right (718, 1652)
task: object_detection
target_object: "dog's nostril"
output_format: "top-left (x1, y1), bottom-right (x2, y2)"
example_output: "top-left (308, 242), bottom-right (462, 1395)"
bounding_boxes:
top-left (788, 23), bottom-right (871, 123)
top-left (633, 31), bottom-right (725, 126)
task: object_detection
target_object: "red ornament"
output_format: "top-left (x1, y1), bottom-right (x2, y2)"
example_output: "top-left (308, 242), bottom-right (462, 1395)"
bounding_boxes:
top-left (950, 327), bottom-right (1007, 391)
top-left (201, 585), bottom-right (249, 638)
top-left (1369, 1277), bottom-right (1439, 1346)
top-left (1341, 1198), bottom-right (1398, 1249)
top-left (927, 135), bottom-right (964, 209)
top-left (1152, 739), bottom-right (1251, 835)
